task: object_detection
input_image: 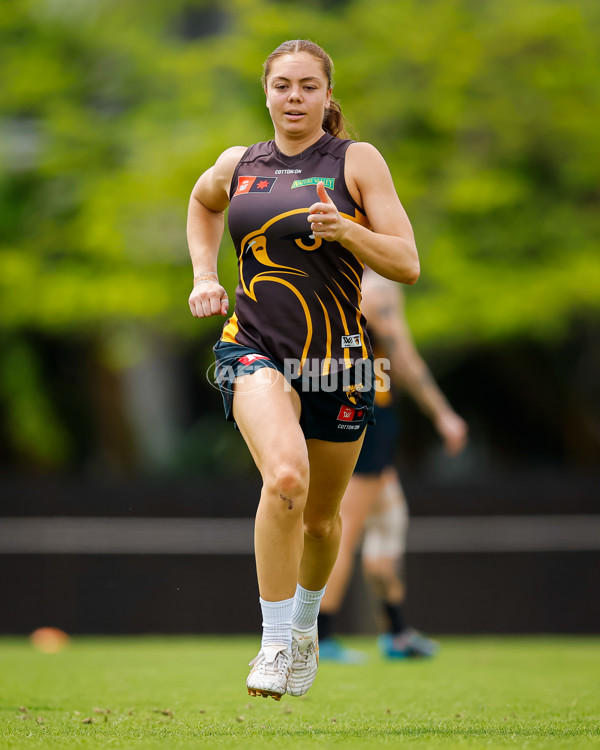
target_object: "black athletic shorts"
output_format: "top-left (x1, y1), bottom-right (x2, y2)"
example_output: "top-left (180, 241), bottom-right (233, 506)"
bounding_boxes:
top-left (212, 340), bottom-right (375, 443)
top-left (354, 403), bottom-right (399, 475)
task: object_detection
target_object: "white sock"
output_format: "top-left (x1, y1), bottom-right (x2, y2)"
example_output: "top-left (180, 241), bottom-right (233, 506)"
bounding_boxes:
top-left (260, 596), bottom-right (294, 649)
top-left (291, 583), bottom-right (327, 631)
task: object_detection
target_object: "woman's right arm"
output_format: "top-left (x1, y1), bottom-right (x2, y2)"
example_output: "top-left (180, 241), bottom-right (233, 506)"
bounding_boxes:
top-left (187, 146), bottom-right (246, 318)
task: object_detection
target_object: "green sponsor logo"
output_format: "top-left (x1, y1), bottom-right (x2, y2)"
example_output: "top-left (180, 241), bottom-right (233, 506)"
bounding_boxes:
top-left (291, 177), bottom-right (335, 190)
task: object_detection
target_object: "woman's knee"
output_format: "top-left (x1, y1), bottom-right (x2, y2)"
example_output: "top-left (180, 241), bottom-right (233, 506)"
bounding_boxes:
top-left (263, 459), bottom-right (309, 503)
top-left (304, 511), bottom-right (341, 541)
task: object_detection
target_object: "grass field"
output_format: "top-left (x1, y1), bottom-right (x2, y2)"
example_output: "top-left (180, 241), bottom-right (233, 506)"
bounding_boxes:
top-left (1, 636), bottom-right (599, 749)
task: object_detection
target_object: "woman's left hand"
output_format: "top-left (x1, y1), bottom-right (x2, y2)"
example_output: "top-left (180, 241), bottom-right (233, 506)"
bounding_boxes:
top-left (307, 182), bottom-right (348, 243)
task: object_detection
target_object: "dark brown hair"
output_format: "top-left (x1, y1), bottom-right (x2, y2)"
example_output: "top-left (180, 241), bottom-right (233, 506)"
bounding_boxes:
top-left (262, 40), bottom-right (352, 139)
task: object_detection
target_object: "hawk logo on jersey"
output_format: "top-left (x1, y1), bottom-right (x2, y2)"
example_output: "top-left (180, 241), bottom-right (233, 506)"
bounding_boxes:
top-left (232, 207), bottom-right (371, 374)
top-left (234, 176), bottom-right (277, 197)
top-left (341, 334), bottom-right (362, 348)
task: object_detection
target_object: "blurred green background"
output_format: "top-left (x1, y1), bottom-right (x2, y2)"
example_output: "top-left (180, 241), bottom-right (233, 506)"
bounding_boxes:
top-left (1, 0), bottom-right (599, 478)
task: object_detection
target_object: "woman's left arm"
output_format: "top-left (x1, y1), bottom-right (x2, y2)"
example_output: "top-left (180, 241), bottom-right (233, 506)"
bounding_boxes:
top-left (307, 142), bottom-right (420, 284)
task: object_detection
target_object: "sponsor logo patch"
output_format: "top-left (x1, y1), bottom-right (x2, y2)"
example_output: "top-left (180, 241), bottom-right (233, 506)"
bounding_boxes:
top-left (238, 354), bottom-right (270, 366)
top-left (291, 177), bottom-right (335, 190)
top-left (341, 334), bottom-right (362, 348)
top-left (234, 176), bottom-right (277, 196)
top-left (337, 405), bottom-right (366, 422)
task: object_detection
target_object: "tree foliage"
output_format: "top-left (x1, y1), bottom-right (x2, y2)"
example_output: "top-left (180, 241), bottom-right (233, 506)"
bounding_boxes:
top-left (1, 0), bottom-right (598, 345)
top-left (1, 0), bottom-right (599, 470)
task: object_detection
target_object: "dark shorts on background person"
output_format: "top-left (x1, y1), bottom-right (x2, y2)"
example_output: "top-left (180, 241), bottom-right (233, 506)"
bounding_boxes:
top-left (213, 340), bottom-right (375, 443)
top-left (354, 403), bottom-right (399, 475)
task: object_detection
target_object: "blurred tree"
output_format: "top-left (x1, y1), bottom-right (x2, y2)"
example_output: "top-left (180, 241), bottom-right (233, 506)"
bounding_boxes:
top-left (0, 0), bottom-right (598, 470)
top-left (1, 0), bottom-right (598, 341)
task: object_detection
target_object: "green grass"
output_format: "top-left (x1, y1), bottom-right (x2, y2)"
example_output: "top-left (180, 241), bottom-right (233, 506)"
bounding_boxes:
top-left (1, 636), bottom-right (599, 749)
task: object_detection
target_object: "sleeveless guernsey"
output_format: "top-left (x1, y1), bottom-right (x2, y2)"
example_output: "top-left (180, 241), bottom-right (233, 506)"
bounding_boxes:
top-left (221, 133), bottom-right (373, 376)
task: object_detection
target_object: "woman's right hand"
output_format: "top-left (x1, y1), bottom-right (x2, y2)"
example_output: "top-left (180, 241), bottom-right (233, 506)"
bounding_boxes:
top-left (189, 280), bottom-right (229, 318)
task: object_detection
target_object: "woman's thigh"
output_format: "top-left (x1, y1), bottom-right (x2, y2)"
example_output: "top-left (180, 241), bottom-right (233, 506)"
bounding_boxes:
top-left (303, 436), bottom-right (366, 525)
top-left (232, 367), bottom-right (307, 480)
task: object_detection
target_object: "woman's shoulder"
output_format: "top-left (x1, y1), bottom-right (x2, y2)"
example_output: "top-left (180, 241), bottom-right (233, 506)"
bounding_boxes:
top-left (346, 141), bottom-right (393, 188)
top-left (346, 140), bottom-right (386, 164)
top-left (211, 140), bottom-right (279, 196)
top-left (210, 146), bottom-right (248, 187)
top-left (343, 141), bottom-right (391, 207)
top-left (215, 145), bottom-right (248, 170)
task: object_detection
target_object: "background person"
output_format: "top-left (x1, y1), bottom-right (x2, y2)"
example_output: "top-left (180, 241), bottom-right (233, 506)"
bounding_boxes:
top-left (187, 40), bottom-right (420, 699)
top-left (318, 268), bottom-right (468, 661)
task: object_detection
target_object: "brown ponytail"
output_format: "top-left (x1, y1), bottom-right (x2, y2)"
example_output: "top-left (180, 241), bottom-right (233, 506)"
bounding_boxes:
top-left (323, 98), bottom-right (352, 139)
top-left (262, 40), bottom-right (355, 140)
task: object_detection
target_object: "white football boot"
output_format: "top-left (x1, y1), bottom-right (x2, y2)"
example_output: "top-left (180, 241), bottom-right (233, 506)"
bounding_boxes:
top-left (246, 644), bottom-right (292, 701)
top-left (287, 624), bottom-right (319, 697)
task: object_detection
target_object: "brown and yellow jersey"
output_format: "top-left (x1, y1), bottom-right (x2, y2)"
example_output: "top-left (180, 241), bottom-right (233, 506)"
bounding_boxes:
top-left (221, 133), bottom-right (372, 375)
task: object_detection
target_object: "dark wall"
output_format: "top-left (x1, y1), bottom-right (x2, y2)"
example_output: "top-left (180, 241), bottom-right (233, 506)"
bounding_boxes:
top-left (3, 550), bottom-right (599, 636)
top-left (1, 473), bottom-right (598, 635)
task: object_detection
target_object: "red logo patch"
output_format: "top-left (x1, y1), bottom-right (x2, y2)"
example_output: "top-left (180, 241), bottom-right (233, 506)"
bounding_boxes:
top-left (337, 405), bottom-right (366, 422)
top-left (337, 406), bottom-right (356, 422)
top-left (234, 176), bottom-right (277, 197)
top-left (238, 354), bottom-right (270, 366)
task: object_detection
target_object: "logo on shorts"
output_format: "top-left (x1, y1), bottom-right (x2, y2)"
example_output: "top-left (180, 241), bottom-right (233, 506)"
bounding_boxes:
top-left (344, 384), bottom-right (363, 404)
top-left (234, 176), bottom-right (277, 196)
top-left (341, 334), bottom-right (362, 348)
top-left (337, 405), bottom-right (366, 422)
top-left (238, 354), bottom-right (270, 366)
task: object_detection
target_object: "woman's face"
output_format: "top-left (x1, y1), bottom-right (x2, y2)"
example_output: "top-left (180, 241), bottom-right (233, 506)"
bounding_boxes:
top-left (265, 52), bottom-right (332, 138)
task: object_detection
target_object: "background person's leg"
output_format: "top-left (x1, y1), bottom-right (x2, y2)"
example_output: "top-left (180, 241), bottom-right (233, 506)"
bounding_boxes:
top-left (362, 468), bottom-right (438, 659)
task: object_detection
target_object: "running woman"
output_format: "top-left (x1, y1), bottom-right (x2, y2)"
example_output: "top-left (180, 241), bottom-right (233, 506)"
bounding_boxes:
top-left (187, 40), bottom-right (420, 700)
